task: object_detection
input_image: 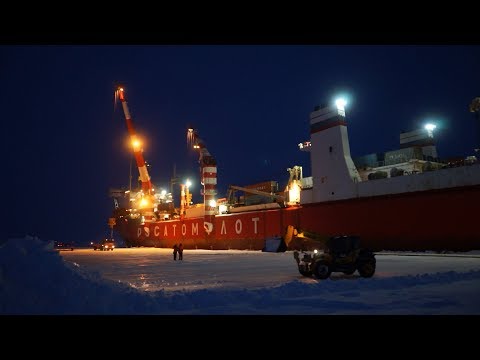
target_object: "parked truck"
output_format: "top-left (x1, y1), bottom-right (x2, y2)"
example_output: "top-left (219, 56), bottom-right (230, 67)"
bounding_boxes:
top-left (293, 235), bottom-right (376, 279)
top-left (91, 238), bottom-right (115, 251)
top-left (284, 225), bottom-right (376, 279)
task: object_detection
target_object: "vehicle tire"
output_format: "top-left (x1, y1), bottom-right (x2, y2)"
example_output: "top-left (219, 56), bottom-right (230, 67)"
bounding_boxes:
top-left (358, 260), bottom-right (375, 278)
top-left (299, 269), bottom-right (312, 277)
top-left (313, 260), bottom-right (331, 279)
top-left (343, 269), bottom-right (355, 275)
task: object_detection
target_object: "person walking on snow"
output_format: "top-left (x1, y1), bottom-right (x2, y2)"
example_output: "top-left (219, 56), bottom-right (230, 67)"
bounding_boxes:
top-left (178, 243), bottom-right (184, 260)
top-left (173, 243), bottom-right (179, 261)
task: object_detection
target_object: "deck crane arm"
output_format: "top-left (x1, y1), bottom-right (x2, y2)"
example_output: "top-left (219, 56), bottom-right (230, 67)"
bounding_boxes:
top-left (228, 185), bottom-right (285, 203)
top-left (115, 87), bottom-right (153, 195)
top-left (187, 127), bottom-right (217, 181)
top-left (187, 127), bottom-right (217, 190)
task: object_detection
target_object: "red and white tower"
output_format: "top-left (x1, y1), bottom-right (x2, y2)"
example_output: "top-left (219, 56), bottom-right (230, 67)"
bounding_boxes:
top-left (187, 128), bottom-right (217, 238)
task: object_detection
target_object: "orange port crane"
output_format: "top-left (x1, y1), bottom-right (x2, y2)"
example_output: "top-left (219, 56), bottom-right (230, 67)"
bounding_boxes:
top-left (115, 87), bottom-right (156, 220)
top-left (115, 87), bottom-right (154, 194)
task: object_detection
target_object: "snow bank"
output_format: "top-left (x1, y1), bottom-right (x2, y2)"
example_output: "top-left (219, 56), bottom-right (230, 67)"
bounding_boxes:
top-left (0, 236), bottom-right (161, 314)
top-left (2, 236), bottom-right (480, 314)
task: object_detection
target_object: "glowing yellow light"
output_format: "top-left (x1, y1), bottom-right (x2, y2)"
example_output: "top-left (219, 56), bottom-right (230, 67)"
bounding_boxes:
top-left (132, 139), bottom-right (141, 149)
top-left (288, 181), bottom-right (301, 204)
top-left (140, 198), bottom-right (149, 207)
top-left (209, 199), bottom-right (217, 208)
top-left (119, 88), bottom-right (124, 92)
top-left (186, 179), bottom-right (192, 188)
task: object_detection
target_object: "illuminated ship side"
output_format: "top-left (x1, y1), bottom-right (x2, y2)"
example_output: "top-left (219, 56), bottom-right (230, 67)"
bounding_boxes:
top-left (295, 101), bottom-right (480, 251)
top-left (112, 93), bottom-right (480, 252)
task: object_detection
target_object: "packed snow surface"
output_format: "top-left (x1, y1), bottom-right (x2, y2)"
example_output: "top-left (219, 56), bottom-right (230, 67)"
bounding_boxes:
top-left (1, 236), bottom-right (480, 314)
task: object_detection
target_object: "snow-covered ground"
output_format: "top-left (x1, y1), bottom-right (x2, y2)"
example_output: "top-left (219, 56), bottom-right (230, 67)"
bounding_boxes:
top-left (1, 236), bottom-right (480, 314)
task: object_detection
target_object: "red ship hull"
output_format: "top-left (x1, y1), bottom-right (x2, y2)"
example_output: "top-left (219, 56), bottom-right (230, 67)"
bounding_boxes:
top-left (116, 184), bottom-right (480, 252)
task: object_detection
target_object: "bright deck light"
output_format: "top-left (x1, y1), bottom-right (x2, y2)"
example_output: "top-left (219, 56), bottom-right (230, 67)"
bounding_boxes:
top-left (425, 123), bottom-right (437, 137)
top-left (335, 98), bottom-right (347, 111)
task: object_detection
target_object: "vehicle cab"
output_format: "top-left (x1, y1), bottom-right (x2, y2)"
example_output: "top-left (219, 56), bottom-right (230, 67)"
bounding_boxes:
top-left (54, 241), bottom-right (74, 251)
top-left (91, 238), bottom-right (115, 251)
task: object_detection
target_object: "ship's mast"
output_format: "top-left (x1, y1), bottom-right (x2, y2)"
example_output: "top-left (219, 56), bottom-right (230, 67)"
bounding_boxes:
top-left (116, 87), bottom-right (153, 195)
top-left (187, 128), bottom-right (217, 237)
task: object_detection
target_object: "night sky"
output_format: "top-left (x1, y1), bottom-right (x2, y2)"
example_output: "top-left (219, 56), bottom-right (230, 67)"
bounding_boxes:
top-left (1, 45), bottom-right (479, 245)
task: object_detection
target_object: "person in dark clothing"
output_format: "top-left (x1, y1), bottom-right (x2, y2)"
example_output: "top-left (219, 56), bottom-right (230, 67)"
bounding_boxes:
top-left (178, 243), bottom-right (184, 260)
top-left (173, 243), bottom-right (179, 261)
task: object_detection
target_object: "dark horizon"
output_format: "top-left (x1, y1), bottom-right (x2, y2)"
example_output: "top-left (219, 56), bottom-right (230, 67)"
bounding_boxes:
top-left (1, 45), bottom-right (479, 245)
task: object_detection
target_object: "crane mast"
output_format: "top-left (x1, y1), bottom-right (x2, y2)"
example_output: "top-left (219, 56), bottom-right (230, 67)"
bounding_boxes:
top-left (116, 87), bottom-right (153, 195)
top-left (188, 128), bottom-right (217, 235)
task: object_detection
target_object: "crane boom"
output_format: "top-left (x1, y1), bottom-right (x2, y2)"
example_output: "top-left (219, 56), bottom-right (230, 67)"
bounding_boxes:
top-left (116, 87), bottom-right (153, 194)
top-left (228, 185), bottom-right (285, 202)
